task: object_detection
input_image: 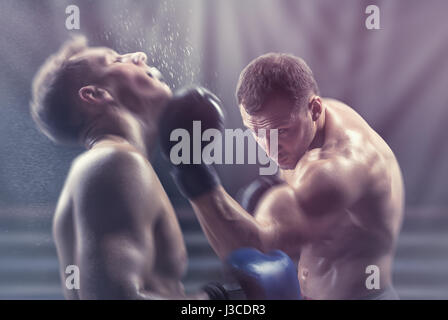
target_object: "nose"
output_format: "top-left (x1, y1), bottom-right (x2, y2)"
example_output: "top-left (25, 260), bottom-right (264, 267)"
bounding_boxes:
top-left (261, 130), bottom-right (279, 160)
top-left (133, 52), bottom-right (147, 64)
top-left (255, 130), bottom-right (271, 156)
top-left (123, 52), bottom-right (147, 65)
top-left (264, 135), bottom-right (271, 156)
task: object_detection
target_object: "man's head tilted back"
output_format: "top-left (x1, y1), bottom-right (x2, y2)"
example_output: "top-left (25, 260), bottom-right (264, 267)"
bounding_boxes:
top-left (236, 53), bottom-right (322, 169)
top-left (31, 35), bottom-right (171, 146)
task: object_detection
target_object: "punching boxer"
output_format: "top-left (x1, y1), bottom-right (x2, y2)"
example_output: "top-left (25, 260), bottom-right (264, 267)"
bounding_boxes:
top-left (30, 37), bottom-right (300, 300)
top-left (159, 53), bottom-right (404, 300)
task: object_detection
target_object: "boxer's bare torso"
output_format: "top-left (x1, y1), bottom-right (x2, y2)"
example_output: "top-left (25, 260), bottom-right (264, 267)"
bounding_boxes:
top-left (157, 93), bottom-right (404, 300)
top-left (279, 99), bottom-right (404, 299)
top-left (53, 140), bottom-right (188, 299)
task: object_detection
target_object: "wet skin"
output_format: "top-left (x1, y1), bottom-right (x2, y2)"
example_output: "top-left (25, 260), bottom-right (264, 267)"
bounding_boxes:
top-left (190, 95), bottom-right (404, 299)
top-left (52, 47), bottom-right (199, 299)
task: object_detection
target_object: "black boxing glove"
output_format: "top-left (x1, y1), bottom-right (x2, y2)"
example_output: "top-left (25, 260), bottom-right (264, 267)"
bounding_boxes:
top-left (202, 282), bottom-right (246, 300)
top-left (236, 175), bottom-right (283, 215)
top-left (159, 87), bottom-right (224, 199)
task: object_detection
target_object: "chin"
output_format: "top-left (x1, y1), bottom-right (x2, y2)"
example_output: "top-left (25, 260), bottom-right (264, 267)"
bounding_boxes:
top-left (276, 160), bottom-right (295, 170)
top-left (279, 163), bottom-right (296, 170)
top-left (159, 84), bottom-right (173, 100)
top-left (146, 89), bottom-right (172, 111)
top-left (276, 155), bottom-right (300, 170)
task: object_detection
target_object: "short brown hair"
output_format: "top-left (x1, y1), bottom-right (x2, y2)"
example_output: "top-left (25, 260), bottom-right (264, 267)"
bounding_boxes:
top-left (30, 35), bottom-right (93, 145)
top-left (236, 53), bottom-right (319, 114)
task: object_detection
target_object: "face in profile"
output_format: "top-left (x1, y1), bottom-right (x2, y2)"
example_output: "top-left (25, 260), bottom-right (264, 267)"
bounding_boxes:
top-left (241, 93), bottom-right (315, 170)
top-left (72, 47), bottom-right (172, 119)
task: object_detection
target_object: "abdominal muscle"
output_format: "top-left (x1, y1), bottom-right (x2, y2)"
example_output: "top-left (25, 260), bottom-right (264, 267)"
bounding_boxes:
top-left (297, 210), bottom-right (393, 300)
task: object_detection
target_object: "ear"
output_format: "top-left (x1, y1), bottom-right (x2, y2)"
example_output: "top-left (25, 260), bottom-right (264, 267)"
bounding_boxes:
top-left (78, 86), bottom-right (114, 105)
top-left (308, 96), bottom-right (322, 121)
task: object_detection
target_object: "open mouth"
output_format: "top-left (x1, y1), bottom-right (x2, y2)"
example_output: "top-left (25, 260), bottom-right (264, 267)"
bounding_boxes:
top-left (146, 67), bottom-right (165, 82)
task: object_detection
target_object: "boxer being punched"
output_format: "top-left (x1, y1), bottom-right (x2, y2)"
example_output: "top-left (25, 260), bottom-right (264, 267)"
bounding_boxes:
top-left (30, 35), bottom-right (202, 299)
top-left (160, 54), bottom-right (404, 299)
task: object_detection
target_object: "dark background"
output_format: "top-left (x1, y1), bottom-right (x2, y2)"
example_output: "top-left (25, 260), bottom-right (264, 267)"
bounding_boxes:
top-left (0, 0), bottom-right (447, 299)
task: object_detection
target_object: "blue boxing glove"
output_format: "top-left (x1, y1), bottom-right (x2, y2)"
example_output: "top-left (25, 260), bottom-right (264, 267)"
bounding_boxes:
top-left (203, 248), bottom-right (301, 300)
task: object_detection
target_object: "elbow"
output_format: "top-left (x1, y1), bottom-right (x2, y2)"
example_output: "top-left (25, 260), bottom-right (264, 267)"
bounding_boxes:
top-left (237, 224), bottom-right (271, 254)
top-left (78, 274), bottom-right (143, 300)
top-left (257, 224), bottom-right (278, 253)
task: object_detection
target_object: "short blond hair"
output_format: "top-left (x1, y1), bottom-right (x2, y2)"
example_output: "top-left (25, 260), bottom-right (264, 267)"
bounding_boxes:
top-left (30, 35), bottom-right (92, 144)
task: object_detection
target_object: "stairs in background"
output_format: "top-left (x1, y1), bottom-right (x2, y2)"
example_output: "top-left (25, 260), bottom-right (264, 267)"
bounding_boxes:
top-left (392, 207), bottom-right (448, 299)
top-left (0, 205), bottom-right (447, 299)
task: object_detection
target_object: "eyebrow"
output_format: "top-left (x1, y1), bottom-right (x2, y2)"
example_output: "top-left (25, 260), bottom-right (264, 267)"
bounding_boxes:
top-left (244, 118), bottom-right (291, 130)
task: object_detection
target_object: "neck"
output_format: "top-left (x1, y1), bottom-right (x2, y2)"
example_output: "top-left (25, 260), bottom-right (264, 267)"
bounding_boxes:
top-left (308, 106), bottom-right (327, 150)
top-left (83, 118), bottom-right (157, 159)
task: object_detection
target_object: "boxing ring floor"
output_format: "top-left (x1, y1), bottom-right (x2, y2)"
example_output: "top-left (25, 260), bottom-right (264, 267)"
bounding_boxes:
top-left (0, 205), bottom-right (447, 300)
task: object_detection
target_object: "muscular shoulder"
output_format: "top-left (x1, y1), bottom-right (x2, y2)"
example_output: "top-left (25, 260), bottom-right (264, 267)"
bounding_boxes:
top-left (66, 147), bottom-right (160, 221)
top-left (292, 152), bottom-right (371, 215)
top-left (69, 147), bottom-right (153, 189)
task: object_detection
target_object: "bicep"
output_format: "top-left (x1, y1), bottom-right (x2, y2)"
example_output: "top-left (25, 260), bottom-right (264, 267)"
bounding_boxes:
top-left (254, 159), bottom-right (365, 250)
top-left (254, 186), bottom-right (313, 254)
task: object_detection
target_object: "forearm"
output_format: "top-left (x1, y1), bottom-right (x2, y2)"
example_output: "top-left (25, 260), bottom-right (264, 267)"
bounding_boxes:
top-left (190, 186), bottom-right (268, 259)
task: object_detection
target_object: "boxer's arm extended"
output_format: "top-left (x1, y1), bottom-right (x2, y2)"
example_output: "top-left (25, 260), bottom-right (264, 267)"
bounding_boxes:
top-left (72, 150), bottom-right (195, 299)
top-left (190, 157), bottom-right (367, 259)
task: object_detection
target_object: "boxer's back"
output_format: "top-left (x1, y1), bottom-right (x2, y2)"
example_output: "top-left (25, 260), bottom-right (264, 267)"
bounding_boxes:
top-left (53, 142), bottom-right (187, 299)
top-left (297, 99), bottom-right (404, 299)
